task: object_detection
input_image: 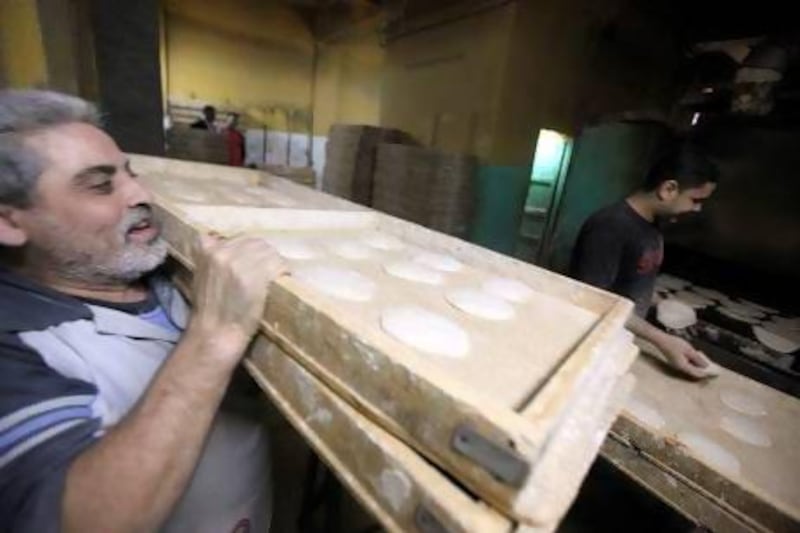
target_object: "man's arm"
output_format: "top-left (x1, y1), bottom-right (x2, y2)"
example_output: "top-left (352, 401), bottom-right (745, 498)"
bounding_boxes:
top-left (571, 222), bottom-right (715, 380)
top-left (62, 236), bottom-right (286, 533)
top-left (627, 314), bottom-right (715, 380)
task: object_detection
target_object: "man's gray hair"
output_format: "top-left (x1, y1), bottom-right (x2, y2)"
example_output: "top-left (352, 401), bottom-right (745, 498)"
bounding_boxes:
top-left (0, 89), bottom-right (101, 207)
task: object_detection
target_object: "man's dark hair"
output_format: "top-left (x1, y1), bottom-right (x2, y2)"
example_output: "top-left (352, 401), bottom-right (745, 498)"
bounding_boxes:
top-left (642, 147), bottom-right (719, 191)
top-left (202, 105), bottom-right (216, 120)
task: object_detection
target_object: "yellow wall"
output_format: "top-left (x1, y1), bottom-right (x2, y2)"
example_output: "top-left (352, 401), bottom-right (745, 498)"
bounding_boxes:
top-left (163, 0), bottom-right (314, 128)
top-left (312, 16), bottom-right (384, 136)
top-left (379, 4), bottom-right (516, 156)
top-left (0, 0), bottom-right (48, 88)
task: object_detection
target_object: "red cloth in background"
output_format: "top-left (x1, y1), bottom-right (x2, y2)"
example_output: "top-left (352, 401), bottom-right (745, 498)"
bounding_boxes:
top-left (226, 128), bottom-right (245, 166)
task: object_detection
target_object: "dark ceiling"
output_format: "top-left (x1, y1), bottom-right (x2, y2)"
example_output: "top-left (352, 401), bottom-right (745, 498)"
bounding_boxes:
top-left (641, 0), bottom-right (796, 44)
top-left (286, 0), bottom-right (798, 45)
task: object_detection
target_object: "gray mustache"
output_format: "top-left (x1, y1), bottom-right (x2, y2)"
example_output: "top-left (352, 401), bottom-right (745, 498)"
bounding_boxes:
top-left (120, 206), bottom-right (154, 233)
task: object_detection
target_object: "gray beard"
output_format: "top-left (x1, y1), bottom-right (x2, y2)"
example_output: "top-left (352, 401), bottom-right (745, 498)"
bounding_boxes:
top-left (56, 237), bottom-right (169, 283)
top-left (32, 207), bottom-right (170, 285)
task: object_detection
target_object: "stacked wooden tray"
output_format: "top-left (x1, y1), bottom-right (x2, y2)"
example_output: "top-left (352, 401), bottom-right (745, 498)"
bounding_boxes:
top-left (133, 154), bottom-right (639, 531)
top-left (322, 124), bottom-right (412, 206)
top-left (373, 143), bottom-right (476, 237)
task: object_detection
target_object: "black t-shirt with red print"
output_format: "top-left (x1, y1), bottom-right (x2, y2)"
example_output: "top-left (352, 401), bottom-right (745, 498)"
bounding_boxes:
top-left (570, 201), bottom-right (663, 317)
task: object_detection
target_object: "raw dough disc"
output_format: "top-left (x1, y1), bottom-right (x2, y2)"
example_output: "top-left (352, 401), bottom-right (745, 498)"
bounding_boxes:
top-left (161, 187), bottom-right (211, 203)
top-left (380, 306), bottom-right (470, 358)
top-left (719, 389), bottom-right (767, 417)
top-left (720, 415), bottom-right (772, 447)
top-left (263, 238), bottom-right (318, 260)
top-left (737, 299), bottom-right (778, 315)
top-left (329, 241), bottom-right (373, 260)
top-left (717, 307), bottom-right (762, 325)
top-left (692, 286), bottom-right (728, 302)
top-left (362, 233), bottom-right (405, 251)
top-left (294, 265), bottom-right (376, 302)
top-left (625, 398), bottom-right (666, 430)
top-left (482, 277), bottom-right (534, 303)
top-left (752, 325), bottom-right (800, 354)
top-left (656, 299), bottom-right (697, 329)
top-left (768, 316), bottom-right (800, 332)
top-left (656, 274), bottom-right (690, 291)
top-left (762, 321), bottom-right (800, 345)
top-left (740, 343), bottom-right (770, 359)
top-left (243, 187), bottom-right (297, 207)
top-left (721, 301), bottom-right (765, 319)
top-left (384, 261), bottom-right (444, 285)
top-left (674, 290), bottom-right (715, 309)
top-left (694, 360), bottom-right (722, 379)
top-left (412, 252), bottom-right (463, 272)
top-left (676, 432), bottom-right (741, 476)
top-left (445, 289), bottom-right (515, 321)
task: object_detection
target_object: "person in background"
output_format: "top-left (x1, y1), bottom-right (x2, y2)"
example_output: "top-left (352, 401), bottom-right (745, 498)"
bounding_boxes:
top-left (0, 89), bottom-right (285, 532)
top-left (570, 147), bottom-right (720, 379)
top-left (226, 112), bottom-right (246, 167)
top-left (191, 104), bottom-right (217, 131)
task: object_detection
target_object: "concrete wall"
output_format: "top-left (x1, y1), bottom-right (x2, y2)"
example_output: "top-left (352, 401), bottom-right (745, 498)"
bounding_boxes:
top-left (0, 0), bottom-right (98, 98)
top-left (161, 0), bottom-right (385, 174)
top-left (163, 0), bottom-right (313, 112)
top-left (380, 3), bottom-right (516, 157)
top-left (313, 17), bottom-right (384, 136)
top-left (0, 0), bottom-right (48, 88)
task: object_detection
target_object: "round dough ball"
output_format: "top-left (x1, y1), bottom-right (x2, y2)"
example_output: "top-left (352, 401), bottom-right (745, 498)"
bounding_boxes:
top-left (384, 261), bottom-right (444, 285)
top-left (263, 237), bottom-right (318, 260)
top-left (381, 306), bottom-right (470, 358)
top-left (294, 266), bottom-right (376, 302)
top-left (674, 290), bottom-right (715, 309)
top-left (656, 299), bottom-right (697, 329)
top-left (719, 389), bottom-right (767, 417)
top-left (721, 301), bottom-right (765, 319)
top-left (329, 241), bottom-right (373, 260)
top-left (720, 415), bottom-right (772, 447)
top-left (482, 277), bottom-right (534, 303)
top-left (718, 307), bottom-right (762, 324)
top-left (753, 325), bottom-right (800, 354)
top-left (445, 289), bottom-right (515, 321)
top-left (691, 286), bottom-right (728, 302)
top-left (238, 185), bottom-right (297, 207)
top-left (625, 398), bottom-right (666, 430)
top-left (737, 299), bottom-right (778, 315)
top-left (656, 274), bottom-right (690, 291)
top-left (413, 252), bottom-right (463, 272)
top-left (676, 432), bottom-right (741, 476)
top-left (362, 233), bottom-right (405, 251)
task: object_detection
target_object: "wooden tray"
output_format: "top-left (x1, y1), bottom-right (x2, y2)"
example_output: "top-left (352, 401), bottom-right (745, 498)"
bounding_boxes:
top-left (248, 336), bottom-right (513, 533)
top-left (134, 155), bottom-right (636, 526)
top-left (613, 345), bottom-right (800, 532)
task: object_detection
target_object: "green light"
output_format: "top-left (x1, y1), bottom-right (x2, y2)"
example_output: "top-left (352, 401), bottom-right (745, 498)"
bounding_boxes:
top-left (531, 129), bottom-right (568, 183)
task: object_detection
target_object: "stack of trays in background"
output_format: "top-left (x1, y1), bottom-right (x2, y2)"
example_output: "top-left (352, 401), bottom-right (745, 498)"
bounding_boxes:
top-left (322, 124), bottom-right (413, 206)
top-left (134, 154), bottom-right (639, 532)
top-left (373, 143), bottom-right (476, 238)
top-left (165, 126), bottom-right (228, 165)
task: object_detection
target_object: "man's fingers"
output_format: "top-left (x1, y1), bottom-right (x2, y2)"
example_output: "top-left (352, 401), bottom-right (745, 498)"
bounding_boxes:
top-left (687, 349), bottom-right (711, 368)
top-left (677, 360), bottom-right (708, 380)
